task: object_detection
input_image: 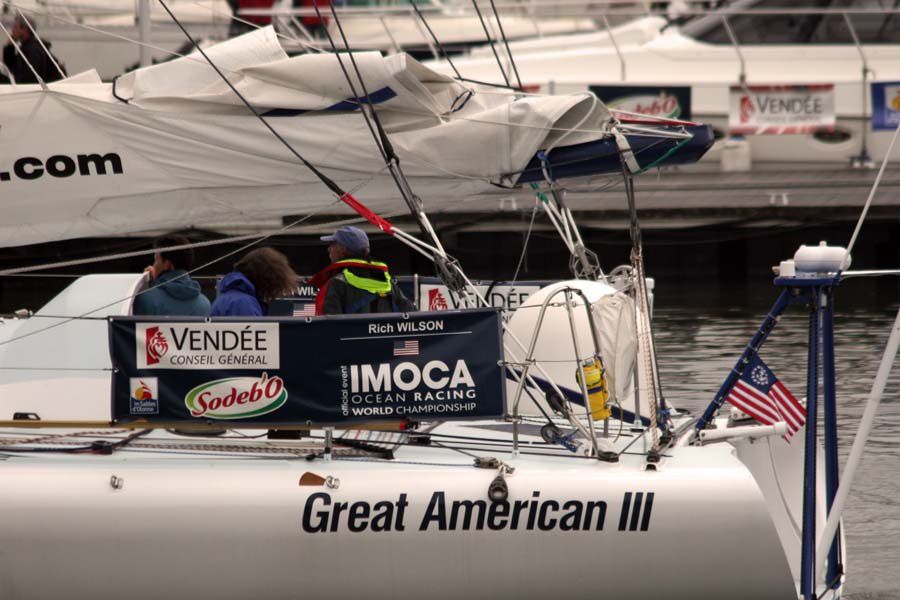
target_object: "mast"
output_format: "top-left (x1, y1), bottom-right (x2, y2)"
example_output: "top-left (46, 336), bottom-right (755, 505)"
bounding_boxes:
top-left (138, 0), bottom-right (152, 68)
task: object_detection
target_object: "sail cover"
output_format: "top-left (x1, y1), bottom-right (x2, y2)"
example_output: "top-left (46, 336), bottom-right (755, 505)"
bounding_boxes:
top-left (0, 27), bottom-right (611, 247)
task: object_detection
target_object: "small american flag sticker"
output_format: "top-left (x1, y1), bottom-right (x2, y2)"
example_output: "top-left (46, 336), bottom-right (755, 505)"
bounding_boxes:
top-left (292, 303), bottom-right (316, 317)
top-left (393, 340), bottom-right (419, 356)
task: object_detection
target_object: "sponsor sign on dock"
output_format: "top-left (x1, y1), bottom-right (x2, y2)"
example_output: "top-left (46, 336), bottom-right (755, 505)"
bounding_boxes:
top-left (728, 85), bottom-right (835, 135)
top-left (872, 81), bottom-right (900, 131)
top-left (590, 85), bottom-right (691, 121)
top-left (110, 310), bottom-right (505, 425)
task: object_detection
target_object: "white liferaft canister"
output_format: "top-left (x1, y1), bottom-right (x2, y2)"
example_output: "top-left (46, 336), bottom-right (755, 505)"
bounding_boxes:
top-left (793, 241), bottom-right (851, 273)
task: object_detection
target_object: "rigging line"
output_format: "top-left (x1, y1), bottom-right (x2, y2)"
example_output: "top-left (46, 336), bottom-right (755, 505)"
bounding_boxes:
top-left (470, 0), bottom-right (512, 89)
top-left (508, 203), bottom-right (538, 287)
top-left (454, 76), bottom-right (521, 92)
top-left (317, 0), bottom-right (451, 261)
top-left (322, 1), bottom-right (419, 185)
top-left (360, 101), bottom-right (660, 141)
top-left (312, 0), bottom-right (389, 164)
top-left (180, 0), bottom-right (325, 53)
top-left (15, 7), bottom-right (65, 80)
top-left (846, 118), bottom-right (900, 256)
top-left (157, 0), bottom-right (346, 197)
top-left (9, 0), bottom-right (318, 73)
top-left (0, 428), bottom-right (152, 454)
top-left (462, 86), bottom-right (537, 97)
top-left (0, 366), bottom-right (113, 371)
top-left (408, 0), bottom-right (461, 79)
top-left (307, 433), bottom-right (506, 454)
top-left (0, 198), bottom-right (391, 275)
top-left (0, 205), bottom-right (334, 349)
top-left (306, 434), bottom-right (570, 456)
top-left (0, 274), bottom-right (84, 278)
top-left (619, 160), bottom-right (664, 447)
top-left (0, 19), bottom-right (46, 88)
top-left (7, 1), bottom-right (225, 71)
top-left (0, 430), bottom-right (129, 445)
top-left (486, 0), bottom-right (522, 90)
top-left (430, 440), bottom-right (481, 459)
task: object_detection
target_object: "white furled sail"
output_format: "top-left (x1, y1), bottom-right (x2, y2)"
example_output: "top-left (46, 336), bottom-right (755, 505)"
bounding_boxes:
top-left (0, 27), bottom-right (609, 247)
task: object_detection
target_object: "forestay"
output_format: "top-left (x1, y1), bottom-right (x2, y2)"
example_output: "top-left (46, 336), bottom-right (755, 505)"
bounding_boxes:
top-left (0, 27), bottom-right (610, 247)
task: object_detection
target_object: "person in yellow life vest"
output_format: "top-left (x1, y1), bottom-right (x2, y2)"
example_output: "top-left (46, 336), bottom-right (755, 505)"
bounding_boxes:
top-left (310, 226), bottom-right (415, 315)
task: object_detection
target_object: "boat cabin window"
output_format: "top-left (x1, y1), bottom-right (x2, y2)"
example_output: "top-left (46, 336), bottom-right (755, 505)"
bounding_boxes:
top-left (688, 0), bottom-right (900, 45)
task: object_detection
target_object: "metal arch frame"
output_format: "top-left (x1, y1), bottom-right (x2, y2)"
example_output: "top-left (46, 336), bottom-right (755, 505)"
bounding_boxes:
top-left (509, 285), bottom-right (611, 457)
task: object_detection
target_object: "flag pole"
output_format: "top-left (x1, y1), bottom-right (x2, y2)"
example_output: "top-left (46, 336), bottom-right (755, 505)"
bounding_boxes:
top-left (821, 287), bottom-right (843, 588)
top-left (694, 288), bottom-right (793, 435)
top-left (800, 288), bottom-right (821, 599)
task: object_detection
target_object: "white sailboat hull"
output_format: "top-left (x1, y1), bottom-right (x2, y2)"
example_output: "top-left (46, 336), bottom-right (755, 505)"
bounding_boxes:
top-left (0, 441), bottom-right (799, 600)
top-left (0, 275), bottom-right (843, 599)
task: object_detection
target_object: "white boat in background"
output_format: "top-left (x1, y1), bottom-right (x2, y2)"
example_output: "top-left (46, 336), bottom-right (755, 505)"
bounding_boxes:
top-left (0, 0), bottom-right (600, 80)
top-left (432, 0), bottom-right (900, 165)
top-left (271, 1), bottom-right (598, 55)
top-left (3, 0), bottom-right (232, 79)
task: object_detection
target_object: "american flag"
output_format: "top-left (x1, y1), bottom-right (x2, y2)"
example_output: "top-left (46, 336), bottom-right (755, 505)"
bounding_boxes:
top-left (726, 355), bottom-right (807, 440)
top-left (292, 303), bottom-right (316, 317)
top-left (393, 339), bottom-right (419, 356)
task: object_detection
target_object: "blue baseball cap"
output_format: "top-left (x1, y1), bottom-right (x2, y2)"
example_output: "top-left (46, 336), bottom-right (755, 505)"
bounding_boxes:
top-left (320, 226), bottom-right (370, 254)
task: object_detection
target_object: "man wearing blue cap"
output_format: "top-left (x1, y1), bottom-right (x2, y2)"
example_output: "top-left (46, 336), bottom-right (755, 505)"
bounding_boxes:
top-left (309, 226), bottom-right (414, 315)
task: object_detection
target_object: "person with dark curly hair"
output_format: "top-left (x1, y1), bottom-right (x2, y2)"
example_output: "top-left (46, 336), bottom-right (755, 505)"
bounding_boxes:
top-left (210, 247), bottom-right (298, 316)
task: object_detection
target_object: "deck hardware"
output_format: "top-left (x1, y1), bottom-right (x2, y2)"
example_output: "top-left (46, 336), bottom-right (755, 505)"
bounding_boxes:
top-left (474, 457), bottom-right (501, 469)
top-left (324, 427), bottom-right (333, 462)
top-left (545, 390), bottom-right (567, 416)
top-left (598, 451), bottom-right (619, 464)
top-left (540, 424), bottom-right (562, 444)
top-left (91, 441), bottom-right (114, 455)
top-left (325, 476), bottom-right (340, 490)
top-left (488, 475), bottom-right (508, 503)
top-left (109, 475), bottom-right (124, 490)
top-left (12, 412), bottom-right (40, 421)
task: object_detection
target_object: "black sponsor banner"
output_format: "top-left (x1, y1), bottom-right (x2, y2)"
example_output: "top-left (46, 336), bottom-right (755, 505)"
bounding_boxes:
top-left (110, 309), bottom-right (505, 425)
top-left (589, 85), bottom-right (691, 121)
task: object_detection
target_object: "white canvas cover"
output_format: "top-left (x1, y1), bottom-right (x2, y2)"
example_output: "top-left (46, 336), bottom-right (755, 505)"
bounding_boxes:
top-left (591, 291), bottom-right (637, 405)
top-left (0, 27), bottom-right (610, 247)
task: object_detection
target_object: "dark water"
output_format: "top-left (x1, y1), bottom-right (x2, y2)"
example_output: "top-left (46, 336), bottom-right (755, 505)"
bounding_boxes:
top-left (652, 283), bottom-right (900, 599)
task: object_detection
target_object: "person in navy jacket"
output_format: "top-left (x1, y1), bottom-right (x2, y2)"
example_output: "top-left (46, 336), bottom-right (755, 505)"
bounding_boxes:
top-left (133, 235), bottom-right (211, 317)
top-left (210, 247), bottom-right (298, 316)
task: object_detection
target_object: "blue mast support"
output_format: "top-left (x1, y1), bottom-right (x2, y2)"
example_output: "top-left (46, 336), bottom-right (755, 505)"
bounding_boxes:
top-left (699, 271), bottom-right (843, 596)
top-left (821, 287), bottom-right (844, 587)
top-left (801, 289), bottom-right (820, 599)
top-left (694, 289), bottom-right (793, 433)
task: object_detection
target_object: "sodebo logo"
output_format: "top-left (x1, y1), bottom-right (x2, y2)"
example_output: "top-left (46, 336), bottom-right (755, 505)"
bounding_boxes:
top-left (185, 372), bottom-right (287, 419)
